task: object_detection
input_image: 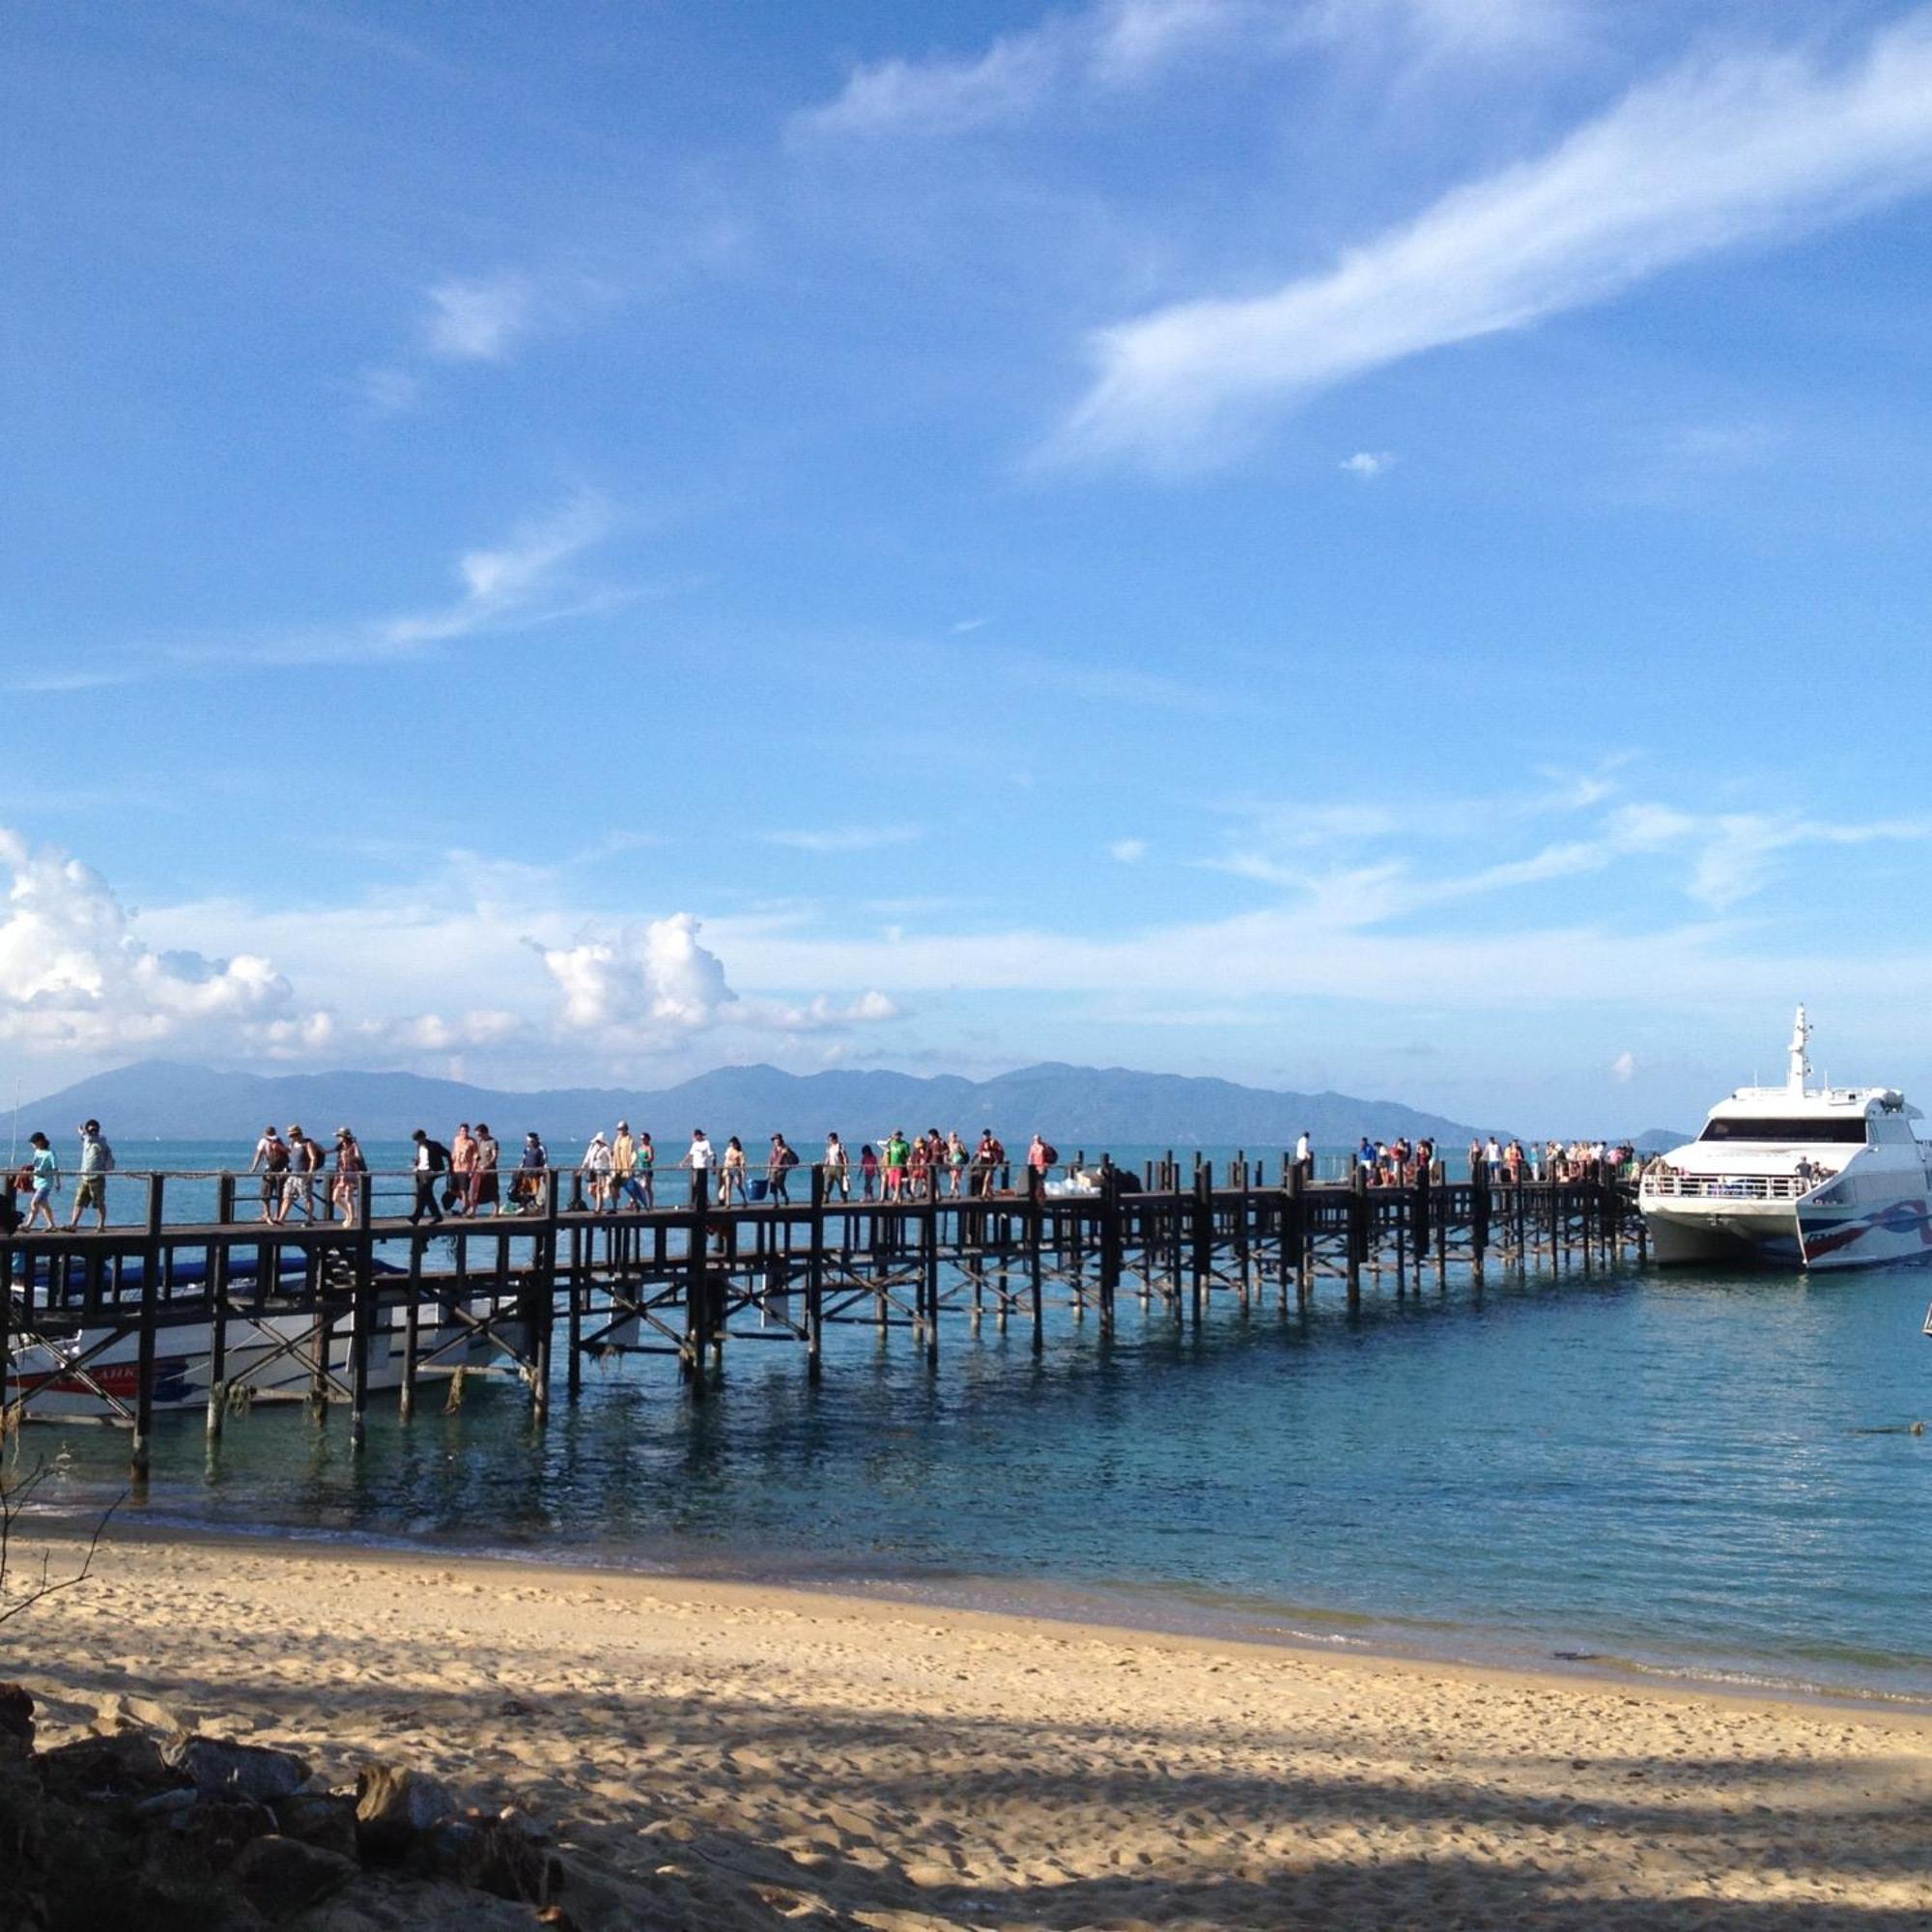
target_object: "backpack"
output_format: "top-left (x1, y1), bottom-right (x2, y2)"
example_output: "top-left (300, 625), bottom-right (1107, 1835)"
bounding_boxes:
top-left (1039, 1143), bottom-right (1058, 1166)
top-left (426, 1140), bottom-right (451, 1174)
top-left (778, 1146), bottom-right (799, 1169)
top-left (97, 1141), bottom-right (115, 1173)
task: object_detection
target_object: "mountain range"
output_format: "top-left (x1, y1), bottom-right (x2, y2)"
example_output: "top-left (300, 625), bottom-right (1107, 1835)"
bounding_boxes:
top-left (18, 1059), bottom-right (1493, 1150)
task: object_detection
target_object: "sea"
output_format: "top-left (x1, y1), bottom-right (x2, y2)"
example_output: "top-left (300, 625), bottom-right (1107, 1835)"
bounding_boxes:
top-left (14, 1138), bottom-right (1932, 1709)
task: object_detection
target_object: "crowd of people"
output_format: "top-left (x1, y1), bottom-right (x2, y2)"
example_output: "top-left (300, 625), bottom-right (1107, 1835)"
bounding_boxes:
top-left (7, 1118), bottom-right (1641, 1234)
top-left (1351, 1135), bottom-right (1639, 1186)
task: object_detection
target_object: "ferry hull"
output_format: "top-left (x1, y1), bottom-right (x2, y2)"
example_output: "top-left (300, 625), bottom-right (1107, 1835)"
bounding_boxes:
top-left (1643, 1196), bottom-right (1932, 1271)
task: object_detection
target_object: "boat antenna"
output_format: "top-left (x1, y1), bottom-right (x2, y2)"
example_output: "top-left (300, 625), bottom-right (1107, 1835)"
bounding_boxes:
top-left (1787, 1004), bottom-right (1811, 1096)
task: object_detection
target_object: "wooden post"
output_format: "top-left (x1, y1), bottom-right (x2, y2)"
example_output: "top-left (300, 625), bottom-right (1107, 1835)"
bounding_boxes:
top-left (1346, 1164), bottom-right (1365, 1308)
top-left (130, 1174), bottom-right (163, 1483)
top-left (567, 1217), bottom-right (583, 1398)
top-left (206, 1174), bottom-right (235, 1439)
top-left (1191, 1164), bottom-right (1211, 1327)
top-left (1470, 1158), bottom-right (1491, 1286)
top-left (349, 1203), bottom-right (373, 1448)
top-left (1097, 1163), bottom-right (1121, 1334)
top-left (1026, 1166), bottom-right (1044, 1352)
top-left (684, 1166), bottom-right (709, 1390)
top-left (922, 1170), bottom-right (940, 1370)
top-left (532, 1163), bottom-right (559, 1422)
top-left (807, 1163), bottom-right (825, 1380)
top-left (400, 1181), bottom-right (421, 1422)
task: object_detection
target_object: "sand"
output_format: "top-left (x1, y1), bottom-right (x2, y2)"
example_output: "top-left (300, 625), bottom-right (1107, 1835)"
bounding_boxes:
top-left (7, 1526), bottom-right (1930, 1929)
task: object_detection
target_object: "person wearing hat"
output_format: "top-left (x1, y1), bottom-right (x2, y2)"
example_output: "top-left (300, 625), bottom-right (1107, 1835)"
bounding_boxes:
top-left (249, 1123), bottom-right (290, 1224)
top-left (580, 1130), bottom-right (613, 1209)
top-left (611, 1120), bottom-right (637, 1204)
top-left (283, 1125), bottom-right (319, 1223)
top-left (408, 1128), bottom-right (447, 1225)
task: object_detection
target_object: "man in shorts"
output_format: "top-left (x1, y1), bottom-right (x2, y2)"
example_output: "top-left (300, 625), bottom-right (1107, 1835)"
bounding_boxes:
top-left (68, 1119), bottom-right (113, 1231)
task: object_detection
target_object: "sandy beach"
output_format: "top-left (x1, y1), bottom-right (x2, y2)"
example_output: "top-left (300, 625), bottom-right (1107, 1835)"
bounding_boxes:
top-left (7, 1526), bottom-right (1929, 1929)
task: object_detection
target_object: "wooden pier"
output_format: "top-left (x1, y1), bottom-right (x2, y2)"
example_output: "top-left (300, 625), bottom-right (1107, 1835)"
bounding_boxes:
top-left (0, 1158), bottom-right (1644, 1480)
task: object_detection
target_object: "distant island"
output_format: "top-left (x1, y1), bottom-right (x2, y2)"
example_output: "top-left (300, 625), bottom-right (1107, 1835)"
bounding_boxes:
top-left (19, 1058), bottom-right (1495, 1149)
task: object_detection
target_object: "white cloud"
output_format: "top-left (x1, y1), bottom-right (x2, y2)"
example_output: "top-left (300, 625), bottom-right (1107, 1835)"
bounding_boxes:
top-left (423, 275), bottom-right (535, 362)
top-left (765, 826), bottom-right (923, 855)
top-left (1610, 1049), bottom-right (1635, 1083)
top-left (798, 31), bottom-right (1059, 137)
top-left (1051, 14), bottom-right (1932, 468)
top-left (1109, 838), bottom-right (1149, 863)
top-left (0, 830), bottom-right (315, 1055)
top-left (759, 988), bottom-right (903, 1032)
top-left (1340, 450), bottom-right (1395, 478)
top-left (539, 914), bottom-right (737, 1037)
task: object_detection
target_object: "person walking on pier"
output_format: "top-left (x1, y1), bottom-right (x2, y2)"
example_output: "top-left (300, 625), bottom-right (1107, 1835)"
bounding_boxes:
top-left (622, 1130), bottom-right (655, 1209)
top-left (611, 1122), bottom-right (637, 1205)
top-left (1294, 1130), bottom-right (1312, 1178)
top-left (516, 1130), bottom-right (548, 1211)
top-left (471, 1122), bottom-right (500, 1214)
top-left (859, 1143), bottom-right (878, 1200)
top-left (679, 1128), bottom-right (714, 1205)
top-left (945, 1130), bottom-right (969, 1195)
top-left (67, 1120), bottom-right (114, 1232)
top-left (581, 1131), bottom-right (613, 1208)
top-left (824, 1131), bottom-right (850, 1201)
top-left (409, 1128), bottom-right (447, 1225)
top-left (720, 1136), bottom-right (748, 1207)
top-left (282, 1126), bottom-right (319, 1223)
top-left (769, 1133), bottom-right (799, 1205)
top-left (449, 1123), bottom-right (478, 1216)
top-left (332, 1127), bottom-right (366, 1225)
top-left (22, 1132), bottom-right (58, 1232)
top-left (882, 1129), bottom-right (910, 1201)
top-left (250, 1125), bottom-right (291, 1225)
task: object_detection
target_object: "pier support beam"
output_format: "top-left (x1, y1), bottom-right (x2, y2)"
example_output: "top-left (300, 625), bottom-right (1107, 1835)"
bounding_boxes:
top-left (206, 1175), bottom-right (234, 1441)
top-left (130, 1175), bottom-right (163, 1484)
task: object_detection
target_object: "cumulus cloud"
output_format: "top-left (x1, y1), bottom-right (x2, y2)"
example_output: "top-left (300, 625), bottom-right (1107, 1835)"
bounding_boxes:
top-left (1052, 14), bottom-right (1932, 468)
top-left (0, 831), bottom-right (314, 1055)
top-left (1109, 838), bottom-right (1149, 863)
top-left (537, 914), bottom-right (739, 1037)
top-left (759, 989), bottom-right (903, 1032)
top-left (1340, 450), bottom-right (1395, 478)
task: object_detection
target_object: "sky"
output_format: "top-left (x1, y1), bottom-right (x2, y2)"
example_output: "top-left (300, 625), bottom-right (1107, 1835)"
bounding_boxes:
top-left (5, 0), bottom-right (1932, 1132)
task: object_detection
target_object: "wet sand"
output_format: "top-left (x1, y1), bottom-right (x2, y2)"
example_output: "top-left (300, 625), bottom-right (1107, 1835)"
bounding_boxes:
top-left (12, 1527), bottom-right (1931, 1928)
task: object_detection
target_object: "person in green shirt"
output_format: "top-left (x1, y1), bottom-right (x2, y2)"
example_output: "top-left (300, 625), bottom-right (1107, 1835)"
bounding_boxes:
top-left (883, 1130), bottom-right (911, 1201)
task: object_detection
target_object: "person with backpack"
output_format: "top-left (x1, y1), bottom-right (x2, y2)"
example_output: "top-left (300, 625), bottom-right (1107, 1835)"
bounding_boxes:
top-left (68, 1119), bottom-right (115, 1231)
top-left (1028, 1133), bottom-right (1057, 1185)
top-left (409, 1128), bottom-right (448, 1224)
top-left (282, 1125), bottom-right (320, 1223)
top-left (250, 1124), bottom-right (291, 1225)
top-left (767, 1133), bottom-right (800, 1205)
top-left (470, 1122), bottom-right (500, 1214)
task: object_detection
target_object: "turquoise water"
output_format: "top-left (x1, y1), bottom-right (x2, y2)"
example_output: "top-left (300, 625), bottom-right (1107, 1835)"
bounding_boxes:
top-left (15, 1142), bottom-right (1932, 1704)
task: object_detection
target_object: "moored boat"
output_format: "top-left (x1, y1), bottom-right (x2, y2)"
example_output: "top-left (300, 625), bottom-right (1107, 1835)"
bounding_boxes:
top-left (1639, 1008), bottom-right (1932, 1269)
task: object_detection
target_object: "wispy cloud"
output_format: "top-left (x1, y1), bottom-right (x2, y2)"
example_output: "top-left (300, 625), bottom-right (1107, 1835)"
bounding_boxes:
top-left (1340, 449), bottom-right (1395, 478)
top-left (424, 274), bottom-right (536, 362)
top-left (1109, 837), bottom-right (1149, 863)
top-left (1049, 14), bottom-right (1932, 469)
top-left (764, 825), bottom-right (923, 855)
top-left (797, 0), bottom-right (1565, 139)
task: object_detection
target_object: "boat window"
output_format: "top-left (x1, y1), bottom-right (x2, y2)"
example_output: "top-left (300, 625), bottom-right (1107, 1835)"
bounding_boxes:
top-left (1697, 1117), bottom-right (1869, 1144)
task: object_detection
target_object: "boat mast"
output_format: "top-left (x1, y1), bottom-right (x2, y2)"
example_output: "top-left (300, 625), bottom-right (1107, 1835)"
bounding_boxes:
top-left (1787, 1005), bottom-right (1811, 1096)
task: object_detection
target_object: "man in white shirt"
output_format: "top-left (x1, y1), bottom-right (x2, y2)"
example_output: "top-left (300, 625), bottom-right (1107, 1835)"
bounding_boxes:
top-left (679, 1128), bottom-right (714, 1204)
top-left (824, 1131), bottom-right (849, 1201)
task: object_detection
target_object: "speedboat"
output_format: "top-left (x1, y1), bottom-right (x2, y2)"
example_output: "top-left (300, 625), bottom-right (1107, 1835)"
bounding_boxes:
top-left (1639, 1008), bottom-right (1932, 1269)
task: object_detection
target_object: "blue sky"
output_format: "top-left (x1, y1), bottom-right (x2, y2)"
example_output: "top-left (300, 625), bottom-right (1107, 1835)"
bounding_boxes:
top-left (5, 0), bottom-right (1932, 1130)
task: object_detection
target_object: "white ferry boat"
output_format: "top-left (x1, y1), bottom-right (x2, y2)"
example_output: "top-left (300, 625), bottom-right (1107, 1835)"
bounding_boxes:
top-left (1639, 1009), bottom-right (1932, 1269)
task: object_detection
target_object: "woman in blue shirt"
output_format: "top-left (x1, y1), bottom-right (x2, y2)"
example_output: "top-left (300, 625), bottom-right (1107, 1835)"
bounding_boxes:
top-left (23, 1132), bottom-right (59, 1231)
